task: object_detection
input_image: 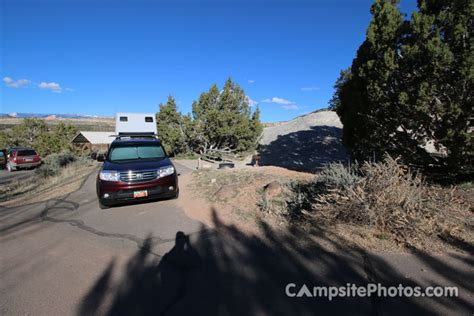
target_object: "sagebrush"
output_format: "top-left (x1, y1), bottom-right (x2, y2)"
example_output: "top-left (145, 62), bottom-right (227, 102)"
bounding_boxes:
top-left (269, 156), bottom-right (471, 244)
top-left (35, 151), bottom-right (86, 177)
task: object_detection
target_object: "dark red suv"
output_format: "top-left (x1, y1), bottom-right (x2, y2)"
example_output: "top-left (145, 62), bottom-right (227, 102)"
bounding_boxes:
top-left (96, 137), bottom-right (178, 208)
top-left (7, 148), bottom-right (42, 171)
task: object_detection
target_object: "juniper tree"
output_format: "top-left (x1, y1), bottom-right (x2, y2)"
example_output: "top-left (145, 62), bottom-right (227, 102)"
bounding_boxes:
top-left (333, 0), bottom-right (404, 161)
top-left (0, 119), bottom-right (77, 156)
top-left (332, 0), bottom-right (473, 172)
top-left (156, 95), bottom-right (188, 154)
top-left (191, 78), bottom-right (262, 153)
top-left (398, 0), bottom-right (473, 170)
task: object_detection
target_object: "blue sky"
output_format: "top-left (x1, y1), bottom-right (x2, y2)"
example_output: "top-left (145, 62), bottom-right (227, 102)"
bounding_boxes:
top-left (0, 0), bottom-right (417, 122)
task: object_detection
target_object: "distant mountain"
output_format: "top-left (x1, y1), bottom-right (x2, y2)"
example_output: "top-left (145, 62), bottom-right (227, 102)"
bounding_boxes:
top-left (0, 113), bottom-right (113, 119)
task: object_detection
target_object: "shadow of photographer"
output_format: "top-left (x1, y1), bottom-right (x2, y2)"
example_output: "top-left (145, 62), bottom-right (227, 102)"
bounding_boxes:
top-left (157, 231), bottom-right (203, 315)
top-left (78, 209), bottom-right (473, 316)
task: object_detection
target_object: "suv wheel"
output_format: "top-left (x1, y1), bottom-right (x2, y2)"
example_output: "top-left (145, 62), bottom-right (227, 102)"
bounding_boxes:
top-left (98, 199), bottom-right (110, 209)
top-left (7, 162), bottom-right (15, 172)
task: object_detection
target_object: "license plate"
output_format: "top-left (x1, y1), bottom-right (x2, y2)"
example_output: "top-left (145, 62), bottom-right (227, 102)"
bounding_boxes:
top-left (133, 190), bottom-right (148, 198)
top-left (24, 158), bottom-right (33, 162)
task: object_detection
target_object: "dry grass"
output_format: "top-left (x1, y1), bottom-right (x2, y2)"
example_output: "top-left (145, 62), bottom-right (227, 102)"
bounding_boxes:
top-left (184, 159), bottom-right (472, 252)
top-left (269, 156), bottom-right (473, 250)
top-left (0, 159), bottom-right (97, 206)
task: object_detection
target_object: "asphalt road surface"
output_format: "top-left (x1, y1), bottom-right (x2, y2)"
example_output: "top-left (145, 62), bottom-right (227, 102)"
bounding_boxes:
top-left (0, 168), bottom-right (36, 186)
top-left (1, 162), bottom-right (472, 315)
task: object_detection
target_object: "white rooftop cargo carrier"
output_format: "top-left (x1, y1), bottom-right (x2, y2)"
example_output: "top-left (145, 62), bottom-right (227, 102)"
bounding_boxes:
top-left (115, 112), bottom-right (157, 135)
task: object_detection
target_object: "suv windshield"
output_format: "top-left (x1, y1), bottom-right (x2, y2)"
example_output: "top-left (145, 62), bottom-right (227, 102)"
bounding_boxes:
top-left (109, 144), bottom-right (166, 162)
top-left (17, 150), bottom-right (37, 156)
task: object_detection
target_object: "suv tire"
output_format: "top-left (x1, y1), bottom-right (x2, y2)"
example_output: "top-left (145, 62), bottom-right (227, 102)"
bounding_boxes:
top-left (7, 162), bottom-right (16, 172)
top-left (173, 188), bottom-right (180, 199)
top-left (98, 199), bottom-right (110, 209)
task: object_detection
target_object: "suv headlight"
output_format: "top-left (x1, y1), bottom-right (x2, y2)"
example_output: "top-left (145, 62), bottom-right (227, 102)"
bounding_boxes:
top-left (99, 170), bottom-right (120, 181)
top-left (158, 165), bottom-right (175, 178)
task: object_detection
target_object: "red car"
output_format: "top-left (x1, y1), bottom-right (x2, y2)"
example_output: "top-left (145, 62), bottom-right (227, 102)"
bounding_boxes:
top-left (6, 147), bottom-right (42, 171)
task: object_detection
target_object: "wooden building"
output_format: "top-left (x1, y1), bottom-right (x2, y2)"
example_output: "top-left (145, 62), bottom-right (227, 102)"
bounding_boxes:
top-left (71, 131), bottom-right (114, 155)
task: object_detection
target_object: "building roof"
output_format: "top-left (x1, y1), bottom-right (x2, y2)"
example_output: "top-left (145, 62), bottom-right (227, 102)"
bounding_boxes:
top-left (71, 131), bottom-right (114, 145)
top-left (112, 138), bottom-right (162, 144)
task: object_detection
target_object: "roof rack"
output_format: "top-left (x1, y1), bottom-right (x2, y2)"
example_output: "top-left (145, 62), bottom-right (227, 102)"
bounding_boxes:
top-left (110, 133), bottom-right (159, 140)
top-left (8, 146), bottom-right (33, 150)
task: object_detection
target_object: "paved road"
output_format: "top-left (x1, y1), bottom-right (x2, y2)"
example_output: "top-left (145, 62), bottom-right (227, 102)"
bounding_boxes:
top-left (0, 162), bottom-right (472, 315)
top-left (0, 168), bottom-right (35, 186)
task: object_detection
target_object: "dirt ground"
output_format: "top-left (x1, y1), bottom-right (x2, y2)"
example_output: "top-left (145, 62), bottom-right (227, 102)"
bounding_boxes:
top-left (178, 166), bottom-right (313, 234)
top-left (179, 166), bottom-right (473, 254)
top-left (177, 167), bottom-right (375, 253)
top-left (0, 163), bottom-right (98, 207)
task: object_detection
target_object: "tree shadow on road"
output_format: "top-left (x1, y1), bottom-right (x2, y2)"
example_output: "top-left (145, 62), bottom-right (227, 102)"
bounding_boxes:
top-left (77, 209), bottom-right (473, 316)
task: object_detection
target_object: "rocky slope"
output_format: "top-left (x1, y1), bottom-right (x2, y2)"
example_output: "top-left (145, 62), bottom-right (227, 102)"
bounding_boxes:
top-left (259, 110), bottom-right (347, 172)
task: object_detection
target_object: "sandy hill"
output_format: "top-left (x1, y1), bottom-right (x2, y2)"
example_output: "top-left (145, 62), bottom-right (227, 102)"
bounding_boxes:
top-left (0, 116), bottom-right (115, 132)
top-left (259, 110), bottom-right (347, 173)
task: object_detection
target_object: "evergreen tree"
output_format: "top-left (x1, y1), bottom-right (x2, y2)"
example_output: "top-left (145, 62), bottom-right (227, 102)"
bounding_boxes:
top-left (34, 122), bottom-right (78, 155)
top-left (0, 119), bottom-right (77, 156)
top-left (398, 0), bottom-right (473, 170)
top-left (0, 130), bottom-right (14, 149)
top-left (192, 83), bottom-right (220, 153)
top-left (250, 106), bottom-right (264, 145)
top-left (156, 95), bottom-right (187, 154)
top-left (334, 0), bottom-right (404, 161)
top-left (13, 118), bottom-right (49, 147)
top-left (191, 78), bottom-right (262, 153)
top-left (155, 79), bottom-right (262, 155)
top-left (332, 0), bottom-right (473, 172)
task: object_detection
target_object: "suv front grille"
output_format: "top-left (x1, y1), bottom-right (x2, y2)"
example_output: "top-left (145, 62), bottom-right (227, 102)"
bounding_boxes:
top-left (119, 169), bottom-right (157, 183)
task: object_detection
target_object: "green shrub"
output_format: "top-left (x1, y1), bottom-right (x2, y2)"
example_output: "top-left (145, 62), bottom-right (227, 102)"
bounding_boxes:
top-left (318, 162), bottom-right (361, 189)
top-left (35, 151), bottom-right (77, 177)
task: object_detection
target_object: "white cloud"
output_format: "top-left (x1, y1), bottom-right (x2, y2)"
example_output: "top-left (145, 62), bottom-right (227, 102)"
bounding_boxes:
top-left (262, 96), bottom-right (299, 110)
top-left (248, 79), bottom-right (255, 84)
top-left (301, 86), bottom-right (320, 91)
top-left (38, 81), bottom-right (62, 93)
top-left (262, 97), bottom-right (293, 105)
top-left (3, 76), bottom-right (72, 93)
top-left (3, 76), bottom-right (31, 88)
top-left (281, 104), bottom-right (299, 110)
top-left (246, 96), bottom-right (258, 107)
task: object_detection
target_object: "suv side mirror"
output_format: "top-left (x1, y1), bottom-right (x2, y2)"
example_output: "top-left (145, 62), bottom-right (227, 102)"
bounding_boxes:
top-left (97, 154), bottom-right (105, 162)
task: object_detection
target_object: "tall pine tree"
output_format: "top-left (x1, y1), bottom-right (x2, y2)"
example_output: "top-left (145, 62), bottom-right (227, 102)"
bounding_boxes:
top-left (334, 0), bottom-right (404, 161)
top-left (399, 0), bottom-right (473, 170)
top-left (156, 95), bottom-right (187, 154)
top-left (332, 0), bottom-right (473, 172)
